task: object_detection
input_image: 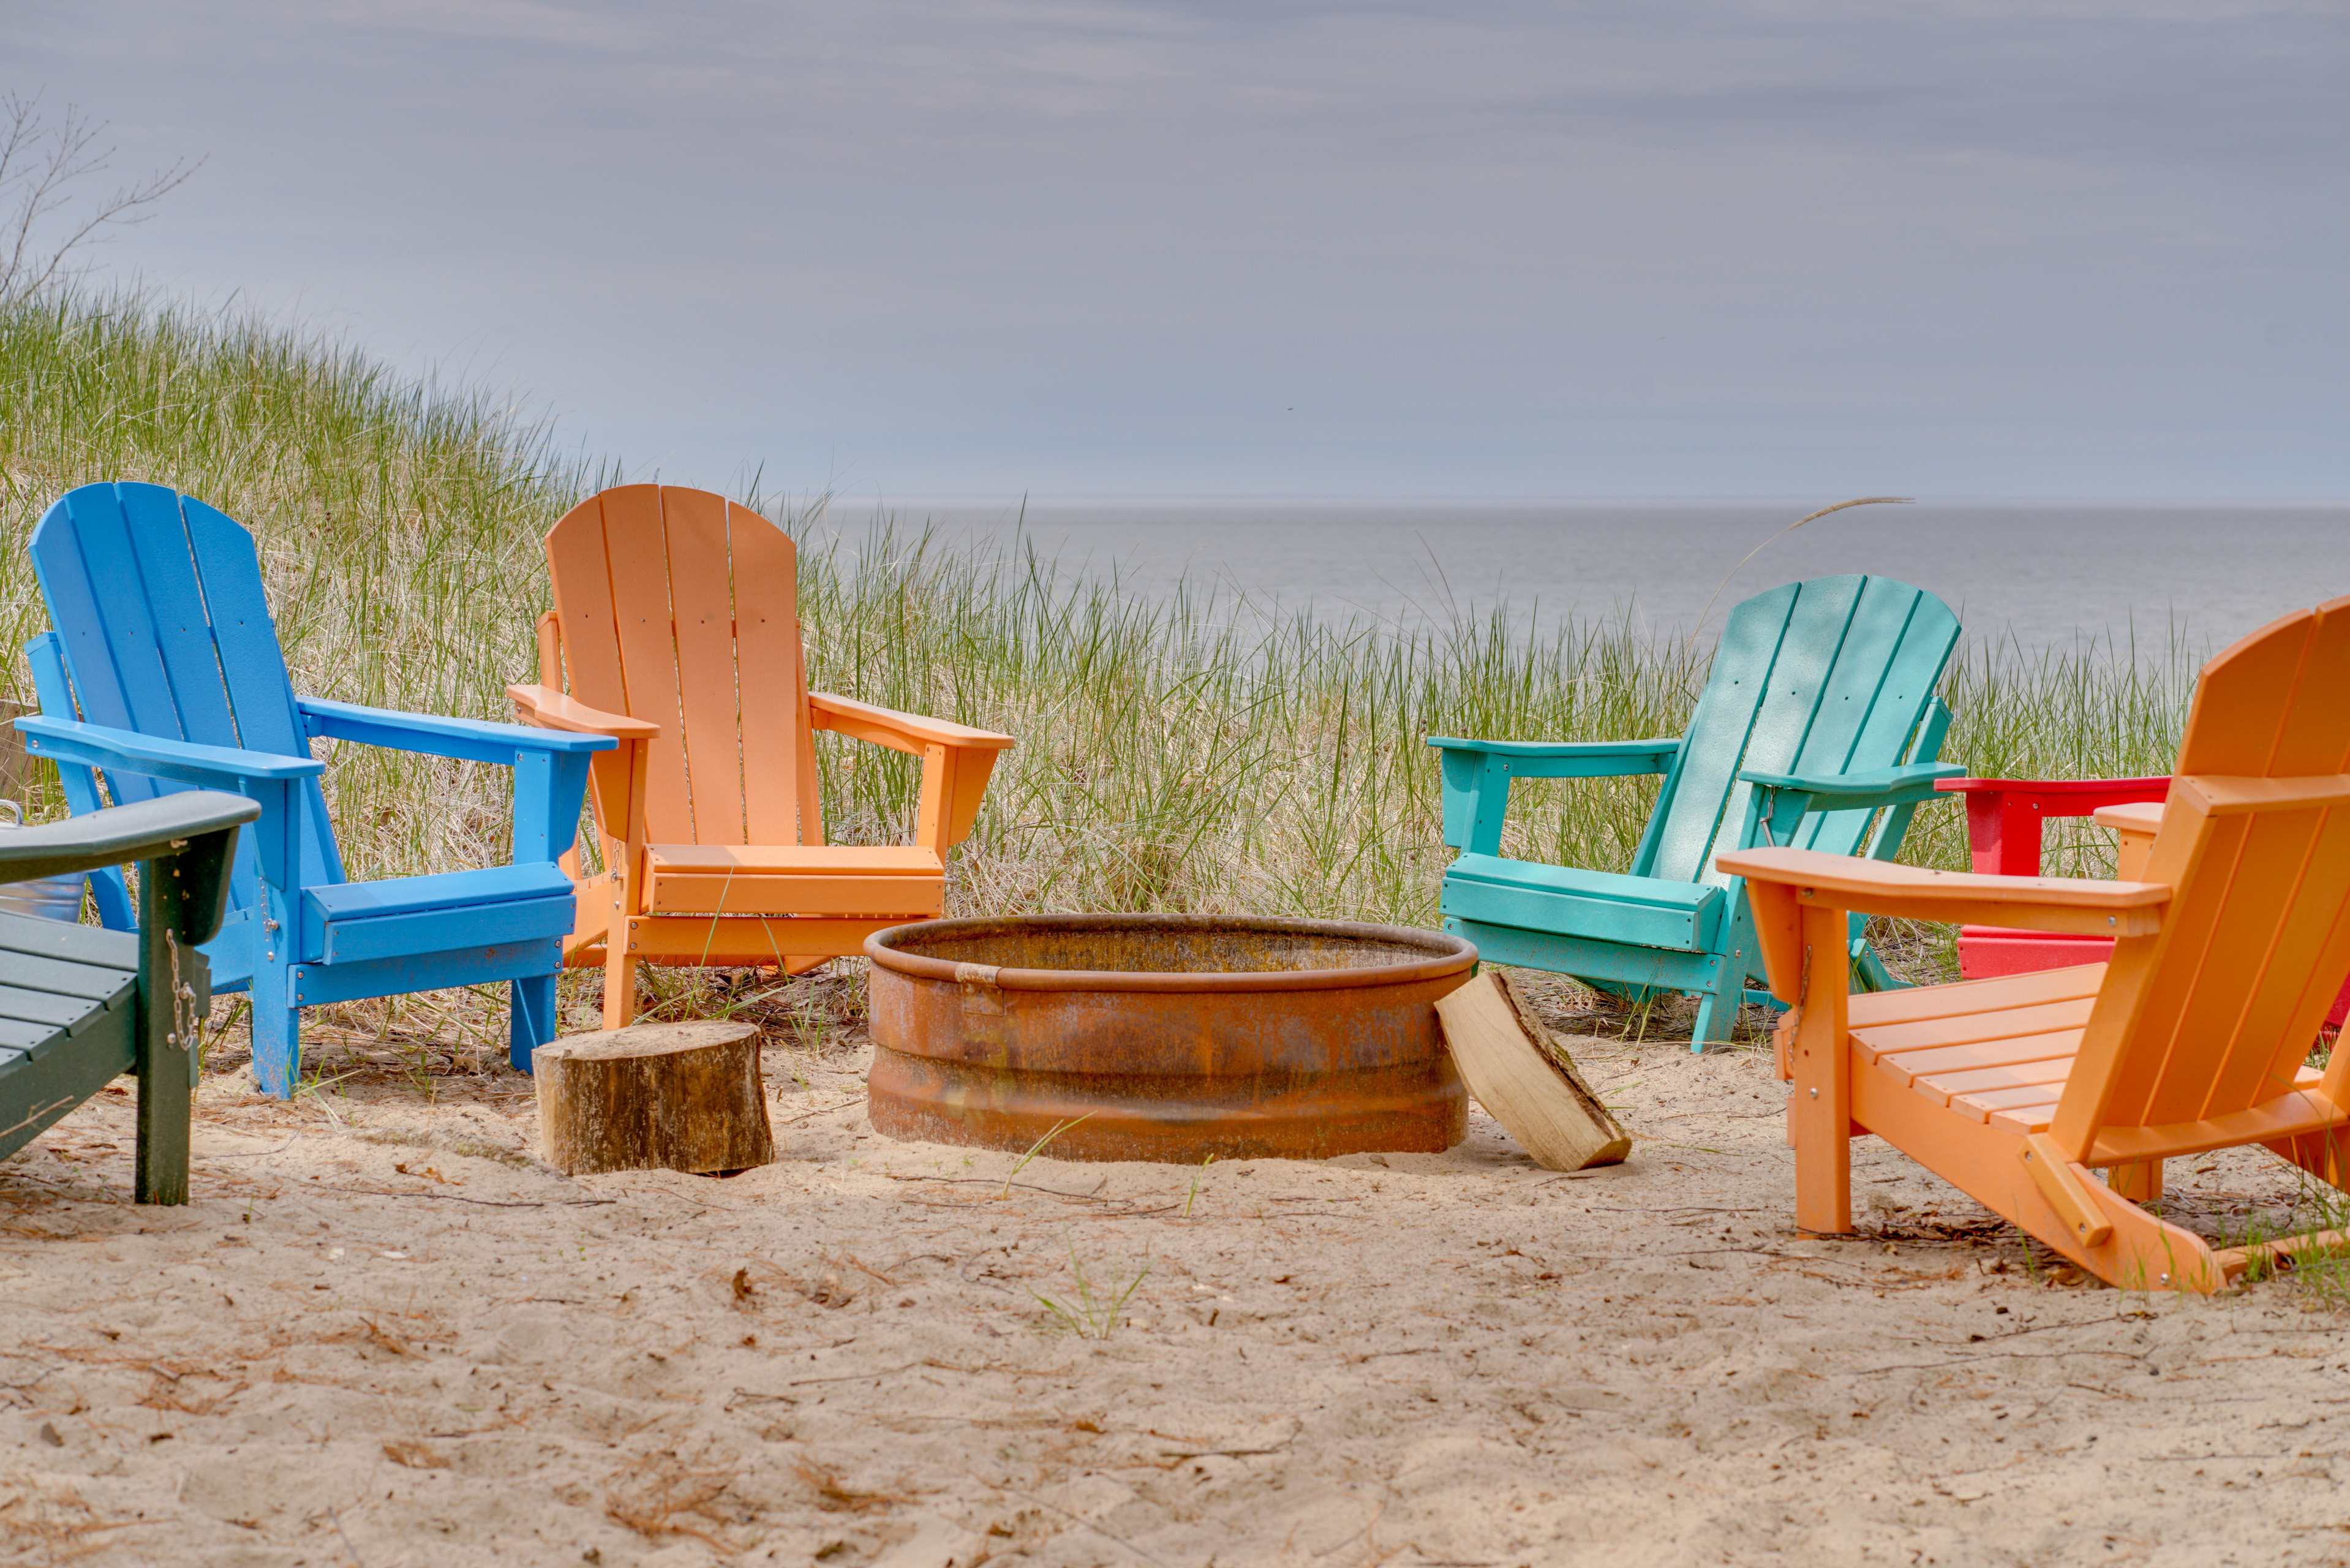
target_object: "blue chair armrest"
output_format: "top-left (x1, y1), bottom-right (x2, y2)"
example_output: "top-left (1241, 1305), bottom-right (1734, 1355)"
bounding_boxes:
top-left (298, 697), bottom-right (616, 763)
top-left (1739, 761), bottom-right (1965, 847)
top-left (295, 698), bottom-right (606, 867)
top-left (15, 715), bottom-right (324, 784)
top-left (1429, 736), bottom-right (1684, 854)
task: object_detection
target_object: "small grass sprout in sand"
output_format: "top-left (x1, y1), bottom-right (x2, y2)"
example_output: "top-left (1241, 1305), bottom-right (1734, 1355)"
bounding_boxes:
top-left (1183, 1152), bottom-right (1216, 1219)
top-left (2212, 1175), bottom-right (2350, 1310)
top-left (1001, 1112), bottom-right (1094, 1197)
top-left (1031, 1230), bottom-right (1153, 1340)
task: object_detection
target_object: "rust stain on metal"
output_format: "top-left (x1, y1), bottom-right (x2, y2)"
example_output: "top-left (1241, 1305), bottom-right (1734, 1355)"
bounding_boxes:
top-left (864, 914), bottom-right (1477, 1163)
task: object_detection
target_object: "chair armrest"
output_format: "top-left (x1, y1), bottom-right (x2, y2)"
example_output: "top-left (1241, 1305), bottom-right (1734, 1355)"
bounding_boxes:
top-left (1720, 845), bottom-right (2167, 935)
top-left (0, 791), bottom-right (258, 881)
top-left (808, 692), bottom-right (1016, 755)
top-left (2176, 774), bottom-right (2350, 816)
top-left (15, 715), bottom-right (324, 784)
top-left (1739, 761), bottom-right (1964, 847)
top-left (1428, 736), bottom-right (1682, 854)
top-left (1741, 761), bottom-right (1964, 807)
top-left (1425, 736), bottom-right (1682, 777)
top-left (506, 684), bottom-right (661, 742)
top-left (1933, 775), bottom-right (2172, 809)
top-left (302, 695), bottom-right (616, 761)
top-left (2096, 801), bottom-right (2166, 879)
top-left (808, 693), bottom-right (1014, 855)
top-left (1717, 845), bottom-right (2170, 1005)
top-left (1932, 775), bottom-right (2172, 875)
top-left (2094, 801), bottom-right (2165, 834)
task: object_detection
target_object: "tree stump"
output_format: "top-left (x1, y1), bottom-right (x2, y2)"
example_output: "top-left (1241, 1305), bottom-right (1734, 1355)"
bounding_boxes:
top-left (533, 1021), bottom-right (776, 1176)
top-left (1436, 970), bottom-right (1631, 1171)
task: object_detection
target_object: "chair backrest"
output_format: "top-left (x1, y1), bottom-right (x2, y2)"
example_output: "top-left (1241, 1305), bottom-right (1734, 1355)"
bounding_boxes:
top-left (1636, 575), bottom-right (1959, 889)
top-left (2060, 596), bottom-right (2350, 1144)
top-left (27, 483), bottom-right (342, 911)
top-left (542, 484), bottom-right (821, 858)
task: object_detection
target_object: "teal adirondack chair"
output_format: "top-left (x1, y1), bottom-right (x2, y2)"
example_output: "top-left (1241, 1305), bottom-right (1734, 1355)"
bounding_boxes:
top-left (1428, 575), bottom-right (1962, 1049)
top-left (16, 482), bottom-right (616, 1096)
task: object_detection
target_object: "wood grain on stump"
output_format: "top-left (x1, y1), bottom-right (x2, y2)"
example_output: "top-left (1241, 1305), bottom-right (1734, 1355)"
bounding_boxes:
top-left (533, 1021), bottom-right (775, 1176)
top-left (1435, 970), bottom-right (1631, 1172)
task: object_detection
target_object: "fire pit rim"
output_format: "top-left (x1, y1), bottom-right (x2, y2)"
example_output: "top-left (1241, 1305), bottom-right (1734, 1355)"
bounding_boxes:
top-left (863, 911), bottom-right (1477, 996)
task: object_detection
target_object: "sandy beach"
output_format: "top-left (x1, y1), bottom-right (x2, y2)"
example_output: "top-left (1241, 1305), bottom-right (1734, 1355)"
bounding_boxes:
top-left (0, 974), bottom-right (2343, 1567)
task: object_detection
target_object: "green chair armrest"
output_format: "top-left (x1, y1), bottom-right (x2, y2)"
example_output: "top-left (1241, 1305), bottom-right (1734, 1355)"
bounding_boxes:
top-left (0, 791), bottom-right (258, 881)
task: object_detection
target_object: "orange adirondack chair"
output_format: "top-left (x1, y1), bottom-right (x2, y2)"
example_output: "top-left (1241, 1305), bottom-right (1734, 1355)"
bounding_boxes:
top-left (1719, 595), bottom-right (2350, 1292)
top-left (508, 484), bottom-right (1015, 1027)
top-left (1934, 772), bottom-right (2350, 1031)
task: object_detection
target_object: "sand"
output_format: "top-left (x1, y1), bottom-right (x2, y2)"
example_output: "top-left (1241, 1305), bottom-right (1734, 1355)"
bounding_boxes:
top-left (2, 987), bottom-right (2346, 1568)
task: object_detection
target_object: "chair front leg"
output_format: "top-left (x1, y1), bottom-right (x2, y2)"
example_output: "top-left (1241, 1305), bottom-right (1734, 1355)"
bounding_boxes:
top-left (511, 973), bottom-right (558, 1071)
top-left (134, 851), bottom-right (195, 1205)
top-left (240, 778), bottom-right (306, 1098)
top-left (1789, 901), bottom-right (1856, 1234)
top-left (603, 738), bottom-right (650, 1030)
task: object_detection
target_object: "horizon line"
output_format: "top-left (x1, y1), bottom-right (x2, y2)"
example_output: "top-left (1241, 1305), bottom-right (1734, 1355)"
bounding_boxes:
top-left (773, 492), bottom-right (2350, 513)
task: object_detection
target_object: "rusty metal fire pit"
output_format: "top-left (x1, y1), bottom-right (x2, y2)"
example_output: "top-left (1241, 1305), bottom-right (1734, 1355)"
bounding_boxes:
top-left (864, 913), bottom-right (1477, 1163)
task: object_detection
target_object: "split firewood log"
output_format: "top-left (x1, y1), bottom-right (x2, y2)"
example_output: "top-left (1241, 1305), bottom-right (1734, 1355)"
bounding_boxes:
top-left (1436, 970), bottom-right (1631, 1170)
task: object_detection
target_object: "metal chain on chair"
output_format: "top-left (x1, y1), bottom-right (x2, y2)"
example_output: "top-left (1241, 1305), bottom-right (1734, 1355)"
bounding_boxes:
top-left (163, 932), bottom-right (202, 1085)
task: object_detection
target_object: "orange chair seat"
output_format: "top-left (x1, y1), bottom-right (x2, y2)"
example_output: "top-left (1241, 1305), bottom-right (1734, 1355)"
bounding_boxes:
top-left (644, 844), bottom-right (944, 916)
top-left (1849, 964), bottom-right (2321, 1139)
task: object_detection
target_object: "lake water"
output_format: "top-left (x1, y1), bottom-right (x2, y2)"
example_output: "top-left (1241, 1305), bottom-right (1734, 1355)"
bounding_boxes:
top-left (835, 500), bottom-right (2350, 656)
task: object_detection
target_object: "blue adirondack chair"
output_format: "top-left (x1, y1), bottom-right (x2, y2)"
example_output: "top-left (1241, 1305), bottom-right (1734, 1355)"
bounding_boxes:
top-left (1428, 574), bottom-right (1963, 1050)
top-left (15, 482), bottom-right (616, 1096)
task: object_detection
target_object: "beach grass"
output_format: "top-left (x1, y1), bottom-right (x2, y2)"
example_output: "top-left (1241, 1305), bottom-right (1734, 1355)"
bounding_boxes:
top-left (2, 288), bottom-right (2194, 1033)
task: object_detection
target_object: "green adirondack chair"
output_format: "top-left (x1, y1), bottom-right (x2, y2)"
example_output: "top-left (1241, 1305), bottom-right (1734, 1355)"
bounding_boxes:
top-left (0, 791), bottom-right (257, 1204)
top-left (1428, 575), bottom-right (1962, 1050)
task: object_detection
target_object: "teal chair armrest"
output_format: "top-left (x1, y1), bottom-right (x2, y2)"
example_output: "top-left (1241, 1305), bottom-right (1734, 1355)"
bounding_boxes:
top-left (1429, 736), bottom-right (1682, 854)
top-left (1739, 761), bottom-right (1965, 848)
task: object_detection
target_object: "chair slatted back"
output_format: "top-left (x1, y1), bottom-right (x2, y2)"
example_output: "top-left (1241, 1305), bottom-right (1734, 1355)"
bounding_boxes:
top-left (2058, 597), bottom-right (2350, 1147)
top-left (1640, 575), bottom-right (1959, 889)
top-left (29, 482), bottom-right (344, 909)
top-left (544, 484), bottom-right (820, 858)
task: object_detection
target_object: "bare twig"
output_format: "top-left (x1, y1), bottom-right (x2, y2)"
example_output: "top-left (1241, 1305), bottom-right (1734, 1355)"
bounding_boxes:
top-left (1, 89), bottom-right (203, 303)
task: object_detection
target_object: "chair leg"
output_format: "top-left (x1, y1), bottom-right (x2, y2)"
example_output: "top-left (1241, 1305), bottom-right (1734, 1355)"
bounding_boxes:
top-left (2109, 1159), bottom-right (2163, 1204)
top-left (1849, 935), bottom-right (1906, 993)
top-left (2270, 1126), bottom-right (2350, 1191)
top-left (510, 973), bottom-right (558, 1073)
top-left (1790, 904), bottom-right (1856, 1234)
top-left (1690, 987), bottom-right (1737, 1053)
top-left (134, 913), bottom-right (194, 1206)
top-left (249, 995), bottom-right (301, 1099)
top-left (603, 924), bottom-right (639, 1030)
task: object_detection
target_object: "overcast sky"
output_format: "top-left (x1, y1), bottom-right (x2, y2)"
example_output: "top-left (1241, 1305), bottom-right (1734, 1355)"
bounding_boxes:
top-left (13, 1), bottom-right (2348, 500)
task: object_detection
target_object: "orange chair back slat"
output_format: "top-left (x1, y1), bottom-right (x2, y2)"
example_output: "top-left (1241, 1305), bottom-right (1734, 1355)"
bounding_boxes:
top-left (2058, 597), bottom-right (2350, 1147)
top-left (543, 484), bottom-right (816, 861)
